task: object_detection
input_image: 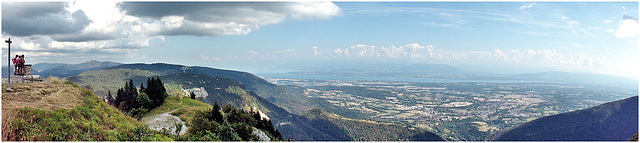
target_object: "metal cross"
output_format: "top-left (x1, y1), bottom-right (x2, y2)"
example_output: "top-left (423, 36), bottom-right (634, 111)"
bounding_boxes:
top-left (6, 38), bottom-right (12, 90)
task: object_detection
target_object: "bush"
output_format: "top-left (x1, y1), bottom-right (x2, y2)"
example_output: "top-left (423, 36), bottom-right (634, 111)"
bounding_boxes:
top-left (186, 103), bottom-right (282, 141)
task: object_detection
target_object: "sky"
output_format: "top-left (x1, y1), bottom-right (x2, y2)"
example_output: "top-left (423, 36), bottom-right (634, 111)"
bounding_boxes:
top-left (1, 1), bottom-right (639, 79)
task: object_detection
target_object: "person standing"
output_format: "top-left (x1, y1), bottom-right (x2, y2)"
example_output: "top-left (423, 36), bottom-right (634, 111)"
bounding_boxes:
top-left (18, 55), bottom-right (25, 75)
top-left (11, 55), bottom-right (18, 75)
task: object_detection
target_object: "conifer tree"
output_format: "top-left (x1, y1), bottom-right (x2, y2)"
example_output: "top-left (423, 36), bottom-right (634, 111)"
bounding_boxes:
top-left (144, 77), bottom-right (168, 108)
top-left (211, 101), bottom-right (224, 123)
top-left (140, 83), bottom-right (145, 93)
top-left (115, 79), bottom-right (138, 111)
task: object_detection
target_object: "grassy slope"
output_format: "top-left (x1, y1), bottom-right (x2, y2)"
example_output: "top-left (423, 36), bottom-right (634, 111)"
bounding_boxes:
top-left (1, 78), bottom-right (172, 141)
top-left (143, 95), bottom-right (213, 124)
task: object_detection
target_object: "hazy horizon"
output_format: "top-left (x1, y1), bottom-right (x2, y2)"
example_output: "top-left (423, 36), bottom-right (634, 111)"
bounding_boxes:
top-left (2, 1), bottom-right (638, 79)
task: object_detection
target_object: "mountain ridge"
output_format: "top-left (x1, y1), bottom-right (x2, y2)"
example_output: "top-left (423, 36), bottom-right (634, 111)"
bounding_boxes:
top-left (106, 63), bottom-right (318, 115)
top-left (495, 96), bottom-right (639, 141)
top-left (33, 60), bottom-right (122, 78)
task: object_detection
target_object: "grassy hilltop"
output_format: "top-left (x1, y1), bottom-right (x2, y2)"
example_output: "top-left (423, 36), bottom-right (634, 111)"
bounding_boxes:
top-left (1, 78), bottom-right (172, 141)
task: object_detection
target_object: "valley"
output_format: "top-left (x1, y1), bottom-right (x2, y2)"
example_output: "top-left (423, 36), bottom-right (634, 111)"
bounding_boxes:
top-left (263, 76), bottom-right (638, 141)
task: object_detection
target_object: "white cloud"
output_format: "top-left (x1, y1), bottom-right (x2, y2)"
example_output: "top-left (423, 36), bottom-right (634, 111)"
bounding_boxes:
top-left (331, 43), bottom-right (451, 59)
top-left (518, 3), bottom-right (535, 10)
top-left (200, 54), bottom-right (221, 61)
top-left (312, 46), bottom-right (321, 56)
top-left (319, 43), bottom-right (607, 68)
top-left (2, 1), bottom-right (341, 63)
top-left (560, 14), bottom-right (580, 26)
top-left (249, 50), bottom-right (259, 55)
top-left (469, 48), bottom-right (605, 67)
top-left (603, 19), bottom-right (612, 23)
top-left (289, 1), bottom-right (342, 20)
top-left (118, 2), bottom-right (341, 36)
top-left (615, 18), bottom-right (639, 38)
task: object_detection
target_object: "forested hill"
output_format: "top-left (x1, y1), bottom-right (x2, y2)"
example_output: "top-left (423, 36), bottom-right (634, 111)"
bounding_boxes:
top-left (297, 108), bottom-right (445, 141)
top-left (107, 63), bottom-right (318, 114)
top-left (495, 96), bottom-right (638, 141)
top-left (35, 60), bottom-right (122, 78)
top-left (159, 73), bottom-right (293, 125)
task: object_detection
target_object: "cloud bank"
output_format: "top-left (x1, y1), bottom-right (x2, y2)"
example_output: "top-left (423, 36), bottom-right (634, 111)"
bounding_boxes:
top-left (1, 1), bottom-right (341, 61)
top-left (266, 43), bottom-right (608, 69)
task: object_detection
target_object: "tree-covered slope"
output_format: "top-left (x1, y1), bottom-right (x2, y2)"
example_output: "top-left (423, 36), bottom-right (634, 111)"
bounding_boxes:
top-left (495, 96), bottom-right (638, 141)
top-left (66, 69), bottom-right (158, 97)
top-left (297, 108), bottom-right (445, 141)
top-left (159, 73), bottom-right (293, 122)
top-left (68, 69), bottom-right (316, 140)
top-left (108, 63), bottom-right (318, 114)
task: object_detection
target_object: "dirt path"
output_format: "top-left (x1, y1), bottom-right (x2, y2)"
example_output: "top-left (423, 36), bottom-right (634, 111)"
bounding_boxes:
top-left (141, 100), bottom-right (188, 135)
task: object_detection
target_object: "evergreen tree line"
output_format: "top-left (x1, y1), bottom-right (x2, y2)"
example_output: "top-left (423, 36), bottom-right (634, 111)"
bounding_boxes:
top-left (187, 101), bottom-right (283, 141)
top-left (107, 77), bottom-right (168, 118)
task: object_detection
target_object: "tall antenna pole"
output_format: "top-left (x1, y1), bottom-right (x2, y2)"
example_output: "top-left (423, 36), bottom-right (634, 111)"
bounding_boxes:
top-left (6, 38), bottom-right (12, 90)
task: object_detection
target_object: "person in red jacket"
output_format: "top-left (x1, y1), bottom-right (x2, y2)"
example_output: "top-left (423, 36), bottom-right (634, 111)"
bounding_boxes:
top-left (17, 55), bottom-right (25, 75)
top-left (11, 55), bottom-right (19, 75)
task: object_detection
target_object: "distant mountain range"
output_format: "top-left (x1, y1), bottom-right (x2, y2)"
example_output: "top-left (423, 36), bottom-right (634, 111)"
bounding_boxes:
top-left (495, 96), bottom-right (638, 141)
top-left (288, 62), bottom-right (637, 87)
top-left (37, 60), bottom-right (121, 78)
top-left (1, 60), bottom-right (122, 78)
top-left (514, 71), bottom-right (638, 87)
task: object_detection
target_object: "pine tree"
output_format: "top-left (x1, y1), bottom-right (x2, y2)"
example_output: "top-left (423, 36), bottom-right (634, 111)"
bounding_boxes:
top-left (274, 129), bottom-right (283, 141)
top-left (219, 122), bottom-right (240, 141)
top-left (144, 77), bottom-right (168, 108)
top-left (140, 83), bottom-right (145, 93)
top-left (106, 90), bottom-right (115, 107)
top-left (156, 77), bottom-right (166, 93)
top-left (210, 101), bottom-right (224, 123)
top-left (115, 79), bottom-right (138, 111)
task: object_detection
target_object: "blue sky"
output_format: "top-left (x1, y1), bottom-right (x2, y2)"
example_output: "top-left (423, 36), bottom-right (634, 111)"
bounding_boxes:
top-left (2, 1), bottom-right (639, 79)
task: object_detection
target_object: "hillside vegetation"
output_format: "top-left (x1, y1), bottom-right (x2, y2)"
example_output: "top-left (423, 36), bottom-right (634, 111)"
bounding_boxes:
top-left (33, 60), bottom-right (122, 78)
top-left (66, 68), bottom-right (158, 97)
top-left (495, 96), bottom-right (638, 141)
top-left (299, 108), bottom-right (444, 141)
top-left (1, 78), bottom-right (172, 141)
top-left (107, 63), bottom-right (319, 114)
